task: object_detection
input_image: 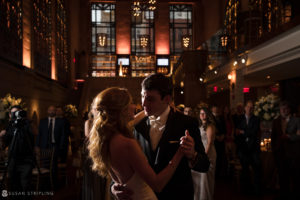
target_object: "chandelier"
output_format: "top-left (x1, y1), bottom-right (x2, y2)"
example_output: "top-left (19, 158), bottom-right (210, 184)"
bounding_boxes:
top-left (132, 1), bottom-right (141, 17)
top-left (140, 35), bottom-right (149, 48)
top-left (97, 33), bottom-right (107, 47)
top-left (182, 35), bottom-right (191, 48)
top-left (148, 0), bottom-right (156, 11)
top-left (132, 0), bottom-right (157, 17)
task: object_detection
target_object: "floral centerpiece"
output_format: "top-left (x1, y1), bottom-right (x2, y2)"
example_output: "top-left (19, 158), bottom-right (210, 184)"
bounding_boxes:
top-left (254, 94), bottom-right (280, 121)
top-left (0, 94), bottom-right (26, 119)
top-left (64, 104), bottom-right (78, 119)
top-left (0, 94), bottom-right (26, 129)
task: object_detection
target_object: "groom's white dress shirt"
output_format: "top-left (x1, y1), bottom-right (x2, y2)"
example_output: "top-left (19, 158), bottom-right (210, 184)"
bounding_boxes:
top-left (149, 106), bottom-right (170, 151)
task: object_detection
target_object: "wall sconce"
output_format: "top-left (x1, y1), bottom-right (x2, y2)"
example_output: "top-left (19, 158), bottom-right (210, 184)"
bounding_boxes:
top-left (182, 35), bottom-right (191, 48)
top-left (180, 81), bottom-right (184, 88)
top-left (97, 33), bottom-right (107, 47)
top-left (240, 54), bottom-right (248, 64)
top-left (229, 70), bottom-right (236, 84)
top-left (140, 35), bottom-right (149, 48)
top-left (220, 32), bottom-right (229, 47)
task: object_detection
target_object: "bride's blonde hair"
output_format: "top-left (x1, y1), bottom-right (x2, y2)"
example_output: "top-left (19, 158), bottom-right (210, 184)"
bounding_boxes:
top-left (88, 87), bottom-right (133, 177)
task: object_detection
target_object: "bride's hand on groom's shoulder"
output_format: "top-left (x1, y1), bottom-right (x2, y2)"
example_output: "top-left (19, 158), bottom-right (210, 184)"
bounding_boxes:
top-left (111, 183), bottom-right (133, 200)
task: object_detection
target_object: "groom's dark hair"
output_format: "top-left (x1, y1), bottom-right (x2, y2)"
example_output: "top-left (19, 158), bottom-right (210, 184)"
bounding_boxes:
top-left (141, 73), bottom-right (173, 99)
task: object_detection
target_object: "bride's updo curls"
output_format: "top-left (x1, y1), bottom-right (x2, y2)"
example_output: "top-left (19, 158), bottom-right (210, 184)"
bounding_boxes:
top-left (88, 87), bottom-right (133, 177)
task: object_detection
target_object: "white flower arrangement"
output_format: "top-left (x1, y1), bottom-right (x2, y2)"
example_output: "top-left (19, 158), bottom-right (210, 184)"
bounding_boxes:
top-left (254, 94), bottom-right (280, 121)
top-left (64, 104), bottom-right (78, 118)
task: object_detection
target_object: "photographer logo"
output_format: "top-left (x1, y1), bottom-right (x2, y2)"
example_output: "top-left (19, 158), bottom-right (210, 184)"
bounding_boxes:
top-left (2, 190), bottom-right (8, 197)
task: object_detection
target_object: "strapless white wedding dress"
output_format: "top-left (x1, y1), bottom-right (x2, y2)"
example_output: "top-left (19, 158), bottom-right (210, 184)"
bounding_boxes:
top-left (124, 172), bottom-right (157, 200)
top-left (191, 126), bottom-right (217, 200)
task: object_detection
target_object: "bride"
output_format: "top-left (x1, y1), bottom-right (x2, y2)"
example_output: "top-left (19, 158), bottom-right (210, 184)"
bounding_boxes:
top-left (88, 87), bottom-right (183, 200)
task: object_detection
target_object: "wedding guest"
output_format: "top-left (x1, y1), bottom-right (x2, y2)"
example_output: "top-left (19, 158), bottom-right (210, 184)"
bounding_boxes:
top-left (88, 87), bottom-right (184, 200)
top-left (184, 106), bottom-right (193, 116)
top-left (235, 100), bottom-right (261, 195)
top-left (55, 105), bottom-right (70, 162)
top-left (36, 105), bottom-right (69, 189)
top-left (192, 107), bottom-right (216, 200)
top-left (111, 74), bottom-right (210, 200)
top-left (211, 105), bottom-right (226, 178)
top-left (223, 106), bottom-right (236, 161)
top-left (232, 103), bottom-right (244, 128)
top-left (271, 100), bottom-right (300, 200)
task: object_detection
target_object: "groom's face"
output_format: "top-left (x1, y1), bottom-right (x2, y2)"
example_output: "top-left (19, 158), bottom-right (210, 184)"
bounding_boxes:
top-left (141, 89), bottom-right (169, 117)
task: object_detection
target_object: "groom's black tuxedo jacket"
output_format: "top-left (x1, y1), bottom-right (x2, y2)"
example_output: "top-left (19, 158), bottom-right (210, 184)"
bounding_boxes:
top-left (134, 110), bottom-right (210, 200)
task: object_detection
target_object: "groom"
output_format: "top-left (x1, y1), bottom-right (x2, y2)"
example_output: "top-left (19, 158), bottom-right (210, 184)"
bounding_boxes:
top-left (112, 74), bottom-right (210, 200)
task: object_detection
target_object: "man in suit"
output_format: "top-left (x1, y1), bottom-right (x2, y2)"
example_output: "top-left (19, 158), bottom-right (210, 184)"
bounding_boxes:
top-left (55, 106), bottom-right (70, 163)
top-left (36, 105), bottom-right (69, 188)
top-left (112, 74), bottom-right (210, 200)
top-left (235, 100), bottom-right (261, 195)
top-left (271, 101), bottom-right (300, 200)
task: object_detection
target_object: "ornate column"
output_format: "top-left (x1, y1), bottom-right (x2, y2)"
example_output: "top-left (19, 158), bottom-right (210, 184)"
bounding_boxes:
top-left (230, 69), bottom-right (244, 109)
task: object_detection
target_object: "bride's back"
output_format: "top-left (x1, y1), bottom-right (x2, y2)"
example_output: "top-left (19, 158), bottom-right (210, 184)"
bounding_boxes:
top-left (109, 133), bottom-right (158, 200)
top-left (109, 133), bottom-right (135, 183)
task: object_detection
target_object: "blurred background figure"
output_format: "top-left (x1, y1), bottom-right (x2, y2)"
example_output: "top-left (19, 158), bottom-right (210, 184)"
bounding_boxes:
top-left (55, 105), bottom-right (70, 163)
top-left (235, 100), bottom-right (261, 195)
top-left (184, 106), bottom-right (193, 116)
top-left (271, 101), bottom-right (300, 200)
top-left (192, 107), bottom-right (216, 200)
top-left (211, 105), bottom-right (227, 179)
top-left (36, 105), bottom-right (69, 190)
top-left (223, 106), bottom-right (236, 162)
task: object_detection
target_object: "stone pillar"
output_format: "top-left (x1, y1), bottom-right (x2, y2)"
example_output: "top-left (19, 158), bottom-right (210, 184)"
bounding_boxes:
top-left (116, 1), bottom-right (131, 54)
top-left (22, 0), bottom-right (32, 68)
top-left (51, 0), bottom-right (57, 80)
top-left (155, 2), bottom-right (169, 54)
top-left (230, 69), bottom-right (244, 110)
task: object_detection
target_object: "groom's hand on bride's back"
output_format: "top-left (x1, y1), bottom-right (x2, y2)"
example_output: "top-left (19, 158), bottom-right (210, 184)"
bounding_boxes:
top-left (111, 183), bottom-right (133, 200)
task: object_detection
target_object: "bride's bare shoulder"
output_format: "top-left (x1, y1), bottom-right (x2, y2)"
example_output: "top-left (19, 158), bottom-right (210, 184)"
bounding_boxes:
top-left (110, 133), bottom-right (137, 149)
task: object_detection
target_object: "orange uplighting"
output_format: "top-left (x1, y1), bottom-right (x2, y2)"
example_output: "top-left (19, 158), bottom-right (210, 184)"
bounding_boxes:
top-left (229, 70), bottom-right (236, 84)
top-left (156, 30), bottom-right (169, 54)
top-left (23, 51), bottom-right (31, 68)
top-left (156, 46), bottom-right (169, 55)
top-left (117, 41), bottom-right (130, 54)
top-left (23, 17), bottom-right (31, 68)
top-left (51, 44), bottom-right (56, 80)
